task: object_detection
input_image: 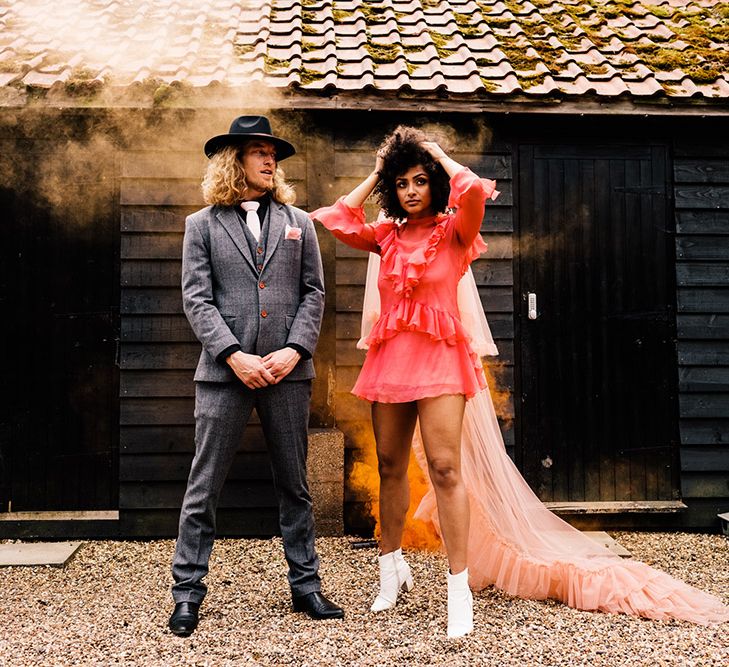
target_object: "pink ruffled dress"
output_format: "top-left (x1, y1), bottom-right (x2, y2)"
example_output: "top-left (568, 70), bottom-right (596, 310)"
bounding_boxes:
top-left (311, 168), bottom-right (496, 403)
top-left (312, 167), bottom-right (729, 625)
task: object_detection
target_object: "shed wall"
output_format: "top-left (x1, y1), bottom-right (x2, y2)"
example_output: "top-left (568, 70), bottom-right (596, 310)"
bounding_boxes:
top-left (674, 139), bottom-right (729, 528)
top-left (112, 114), bottom-right (729, 534)
top-left (3, 109), bottom-right (727, 537)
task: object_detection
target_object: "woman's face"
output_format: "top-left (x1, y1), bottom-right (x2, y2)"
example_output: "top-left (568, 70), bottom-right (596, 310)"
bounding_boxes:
top-left (395, 164), bottom-right (434, 219)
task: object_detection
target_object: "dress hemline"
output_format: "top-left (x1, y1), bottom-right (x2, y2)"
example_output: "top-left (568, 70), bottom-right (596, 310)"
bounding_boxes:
top-left (352, 385), bottom-right (483, 404)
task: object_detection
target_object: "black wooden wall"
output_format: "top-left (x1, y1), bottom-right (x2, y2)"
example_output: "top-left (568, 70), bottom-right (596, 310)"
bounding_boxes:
top-left (0, 128), bottom-right (118, 514)
top-left (674, 138), bottom-right (729, 528)
top-left (2, 109), bottom-right (726, 537)
top-left (113, 114), bottom-right (729, 534)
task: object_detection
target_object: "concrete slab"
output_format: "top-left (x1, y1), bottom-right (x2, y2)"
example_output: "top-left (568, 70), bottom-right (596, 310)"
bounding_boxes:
top-left (718, 512), bottom-right (729, 536)
top-left (0, 541), bottom-right (83, 567)
top-left (583, 531), bottom-right (632, 557)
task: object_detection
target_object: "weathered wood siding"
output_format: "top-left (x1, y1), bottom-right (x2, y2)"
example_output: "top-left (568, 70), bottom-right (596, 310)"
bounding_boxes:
top-left (0, 125), bottom-right (119, 515)
top-left (325, 118), bottom-right (515, 531)
top-left (674, 141), bottom-right (729, 528)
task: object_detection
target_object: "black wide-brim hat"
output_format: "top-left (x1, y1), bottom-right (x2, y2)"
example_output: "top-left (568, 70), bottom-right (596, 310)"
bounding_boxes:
top-left (204, 115), bottom-right (296, 160)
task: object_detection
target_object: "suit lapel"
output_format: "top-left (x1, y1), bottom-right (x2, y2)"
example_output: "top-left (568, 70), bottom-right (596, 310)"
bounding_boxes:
top-left (263, 200), bottom-right (286, 270)
top-left (216, 207), bottom-right (257, 274)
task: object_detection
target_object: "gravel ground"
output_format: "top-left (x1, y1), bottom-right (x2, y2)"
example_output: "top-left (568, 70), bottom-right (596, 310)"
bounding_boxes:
top-left (0, 533), bottom-right (727, 667)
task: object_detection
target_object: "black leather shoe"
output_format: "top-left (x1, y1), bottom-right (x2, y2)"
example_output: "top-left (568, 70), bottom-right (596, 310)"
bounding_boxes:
top-left (292, 592), bottom-right (344, 620)
top-left (168, 601), bottom-right (200, 637)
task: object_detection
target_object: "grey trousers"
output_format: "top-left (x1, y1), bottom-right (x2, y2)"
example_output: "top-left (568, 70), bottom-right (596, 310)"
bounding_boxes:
top-left (171, 379), bottom-right (321, 604)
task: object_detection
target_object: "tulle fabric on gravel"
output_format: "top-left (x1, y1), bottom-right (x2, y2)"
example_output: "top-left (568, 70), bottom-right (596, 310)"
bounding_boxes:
top-left (412, 388), bottom-right (729, 625)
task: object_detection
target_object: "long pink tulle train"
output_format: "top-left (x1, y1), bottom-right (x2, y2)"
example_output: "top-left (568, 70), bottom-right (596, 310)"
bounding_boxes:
top-left (412, 388), bottom-right (729, 625)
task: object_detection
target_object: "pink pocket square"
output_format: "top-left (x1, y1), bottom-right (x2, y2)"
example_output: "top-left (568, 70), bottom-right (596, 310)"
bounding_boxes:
top-left (285, 224), bottom-right (302, 240)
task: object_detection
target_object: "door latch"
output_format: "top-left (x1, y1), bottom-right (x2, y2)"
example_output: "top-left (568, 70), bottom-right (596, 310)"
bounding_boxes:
top-left (528, 292), bottom-right (537, 320)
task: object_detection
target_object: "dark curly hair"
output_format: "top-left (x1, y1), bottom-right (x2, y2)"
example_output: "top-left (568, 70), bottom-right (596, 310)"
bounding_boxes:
top-left (374, 126), bottom-right (450, 220)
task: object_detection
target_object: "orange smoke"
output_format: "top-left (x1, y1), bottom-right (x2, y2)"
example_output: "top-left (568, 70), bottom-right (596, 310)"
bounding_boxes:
top-left (350, 431), bottom-right (442, 551)
top-left (349, 357), bottom-right (511, 551)
top-left (482, 359), bottom-right (513, 426)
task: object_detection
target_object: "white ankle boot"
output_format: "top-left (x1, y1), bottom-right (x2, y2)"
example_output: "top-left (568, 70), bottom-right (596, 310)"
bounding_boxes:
top-left (447, 568), bottom-right (473, 638)
top-left (371, 548), bottom-right (414, 612)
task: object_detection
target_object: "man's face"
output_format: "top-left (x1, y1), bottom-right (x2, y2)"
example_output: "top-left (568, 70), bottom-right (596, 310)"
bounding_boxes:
top-left (240, 140), bottom-right (277, 197)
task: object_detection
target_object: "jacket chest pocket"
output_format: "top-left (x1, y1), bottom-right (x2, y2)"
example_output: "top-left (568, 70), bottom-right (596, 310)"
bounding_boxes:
top-left (271, 244), bottom-right (302, 271)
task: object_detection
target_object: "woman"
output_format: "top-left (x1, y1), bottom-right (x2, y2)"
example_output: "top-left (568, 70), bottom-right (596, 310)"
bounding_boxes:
top-left (311, 126), bottom-right (729, 635)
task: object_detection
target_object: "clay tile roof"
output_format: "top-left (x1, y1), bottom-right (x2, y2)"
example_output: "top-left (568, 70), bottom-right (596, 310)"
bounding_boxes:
top-left (0, 0), bottom-right (727, 107)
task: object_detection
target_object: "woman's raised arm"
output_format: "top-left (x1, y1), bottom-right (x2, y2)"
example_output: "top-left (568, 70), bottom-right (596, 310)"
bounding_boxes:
top-left (344, 151), bottom-right (384, 208)
top-left (309, 153), bottom-right (384, 253)
top-left (421, 141), bottom-right (498, 246)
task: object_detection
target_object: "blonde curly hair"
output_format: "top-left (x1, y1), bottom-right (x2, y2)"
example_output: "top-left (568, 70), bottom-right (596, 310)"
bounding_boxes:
top-left (201, 144), bottom-right (296, 206)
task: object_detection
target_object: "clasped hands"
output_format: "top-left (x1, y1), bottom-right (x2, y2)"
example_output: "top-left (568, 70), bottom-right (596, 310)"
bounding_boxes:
top-left (226, 347), bottom-right (301, 389)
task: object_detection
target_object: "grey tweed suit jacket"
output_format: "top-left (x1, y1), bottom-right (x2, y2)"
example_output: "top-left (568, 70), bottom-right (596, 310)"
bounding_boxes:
top-left (181, 200), bottom-right (325, 383)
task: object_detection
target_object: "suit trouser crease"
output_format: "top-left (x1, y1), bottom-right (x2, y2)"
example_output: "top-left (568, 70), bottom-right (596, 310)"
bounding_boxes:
top-left (171, 380), bottom-right (321, 604)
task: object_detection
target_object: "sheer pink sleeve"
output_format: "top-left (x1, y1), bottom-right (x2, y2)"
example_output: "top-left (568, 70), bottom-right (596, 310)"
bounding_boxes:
top-left (310, 197), bottom-right (379, 253)
top-left (448, 168), bottom-right (499, 247)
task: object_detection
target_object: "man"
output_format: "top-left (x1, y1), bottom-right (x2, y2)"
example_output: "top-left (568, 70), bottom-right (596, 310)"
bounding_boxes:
top-left (169, 115), bottom-right (343, 637)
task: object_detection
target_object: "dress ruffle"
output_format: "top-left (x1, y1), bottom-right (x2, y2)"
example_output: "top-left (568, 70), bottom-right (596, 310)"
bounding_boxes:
top-left (417, 491), bottom-right (729, 624)
top-left (357, 299), bottom-right (487, 402)
top-left (446, 169), bottom-right (496, 274)
top-left (448, 169), bottom-right (500, 210)
top-left (313, 197), bottom-right (364, 237)
top-left (377, 217), bottom-right (448, 298)
top-left (353, 331), bottom-right (487, 403)
top-left (468, 531), bottom-right (729, 624)
top-left (463, 234), bottom-right (488, 275)
top-left (367, 298), bottom-right (473, 349)
top-left (310, 198), bottom-right (394, 253)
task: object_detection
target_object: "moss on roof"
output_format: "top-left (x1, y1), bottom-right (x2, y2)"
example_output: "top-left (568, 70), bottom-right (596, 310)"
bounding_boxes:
top-left (360, 2), bottom-right (389, 23)
top-left (430, 30), bottom-right (456, 59)
top-left (454, 12), bottom-right (483, 37)
top-left (299, 67), bottom-right (326, 84)
top-left (264, 56), bottom-right (291, 73)
top-left (332, 9), bottom-right (354, 22)
top-left (471, 0), bottom-right (729, 86)
top-left (3, 0), bottom-right (728, 103)
top-left (365, 43), bottom-right (400, 64)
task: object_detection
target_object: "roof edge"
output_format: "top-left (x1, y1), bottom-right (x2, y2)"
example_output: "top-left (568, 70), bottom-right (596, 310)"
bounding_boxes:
top-left (1, 85), bottom-right (728, 116)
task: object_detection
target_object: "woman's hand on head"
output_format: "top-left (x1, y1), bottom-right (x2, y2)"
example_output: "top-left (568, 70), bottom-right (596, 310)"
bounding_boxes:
top-left (421, 141), bottom-right (463, 179)
top-left (421, 141), bottom-right (448, 162)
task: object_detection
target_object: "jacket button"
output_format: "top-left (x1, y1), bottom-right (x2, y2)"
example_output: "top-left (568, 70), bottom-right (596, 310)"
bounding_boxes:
top-left (257, 263), bottom-right (263, 271)
top-left (257, 247), bottom-right (263, 254)
top-left (261, 310), bottom-right (267, 318)
top-left (259, 281), bottom-right (265, 289)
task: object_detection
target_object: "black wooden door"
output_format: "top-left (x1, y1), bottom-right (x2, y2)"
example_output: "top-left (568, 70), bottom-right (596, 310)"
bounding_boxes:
top-left (0, 140), bottom-right (118, 511)
top-left (517, 144), bottom-right (679, 502)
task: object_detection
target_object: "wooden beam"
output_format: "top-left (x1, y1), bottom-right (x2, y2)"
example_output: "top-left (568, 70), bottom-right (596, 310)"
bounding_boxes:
top-left (0, 511), bottom-right (118, 521)
top-left (4, 87), bottom-right (729, 116)
top-left (544, 500), bottom-right (687, 514)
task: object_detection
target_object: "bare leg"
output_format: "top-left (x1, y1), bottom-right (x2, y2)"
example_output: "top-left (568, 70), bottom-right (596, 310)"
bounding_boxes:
top-left (371, 401), bottom-right (418, 555)
top-left (417, 394), bottom-right (469, 574)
